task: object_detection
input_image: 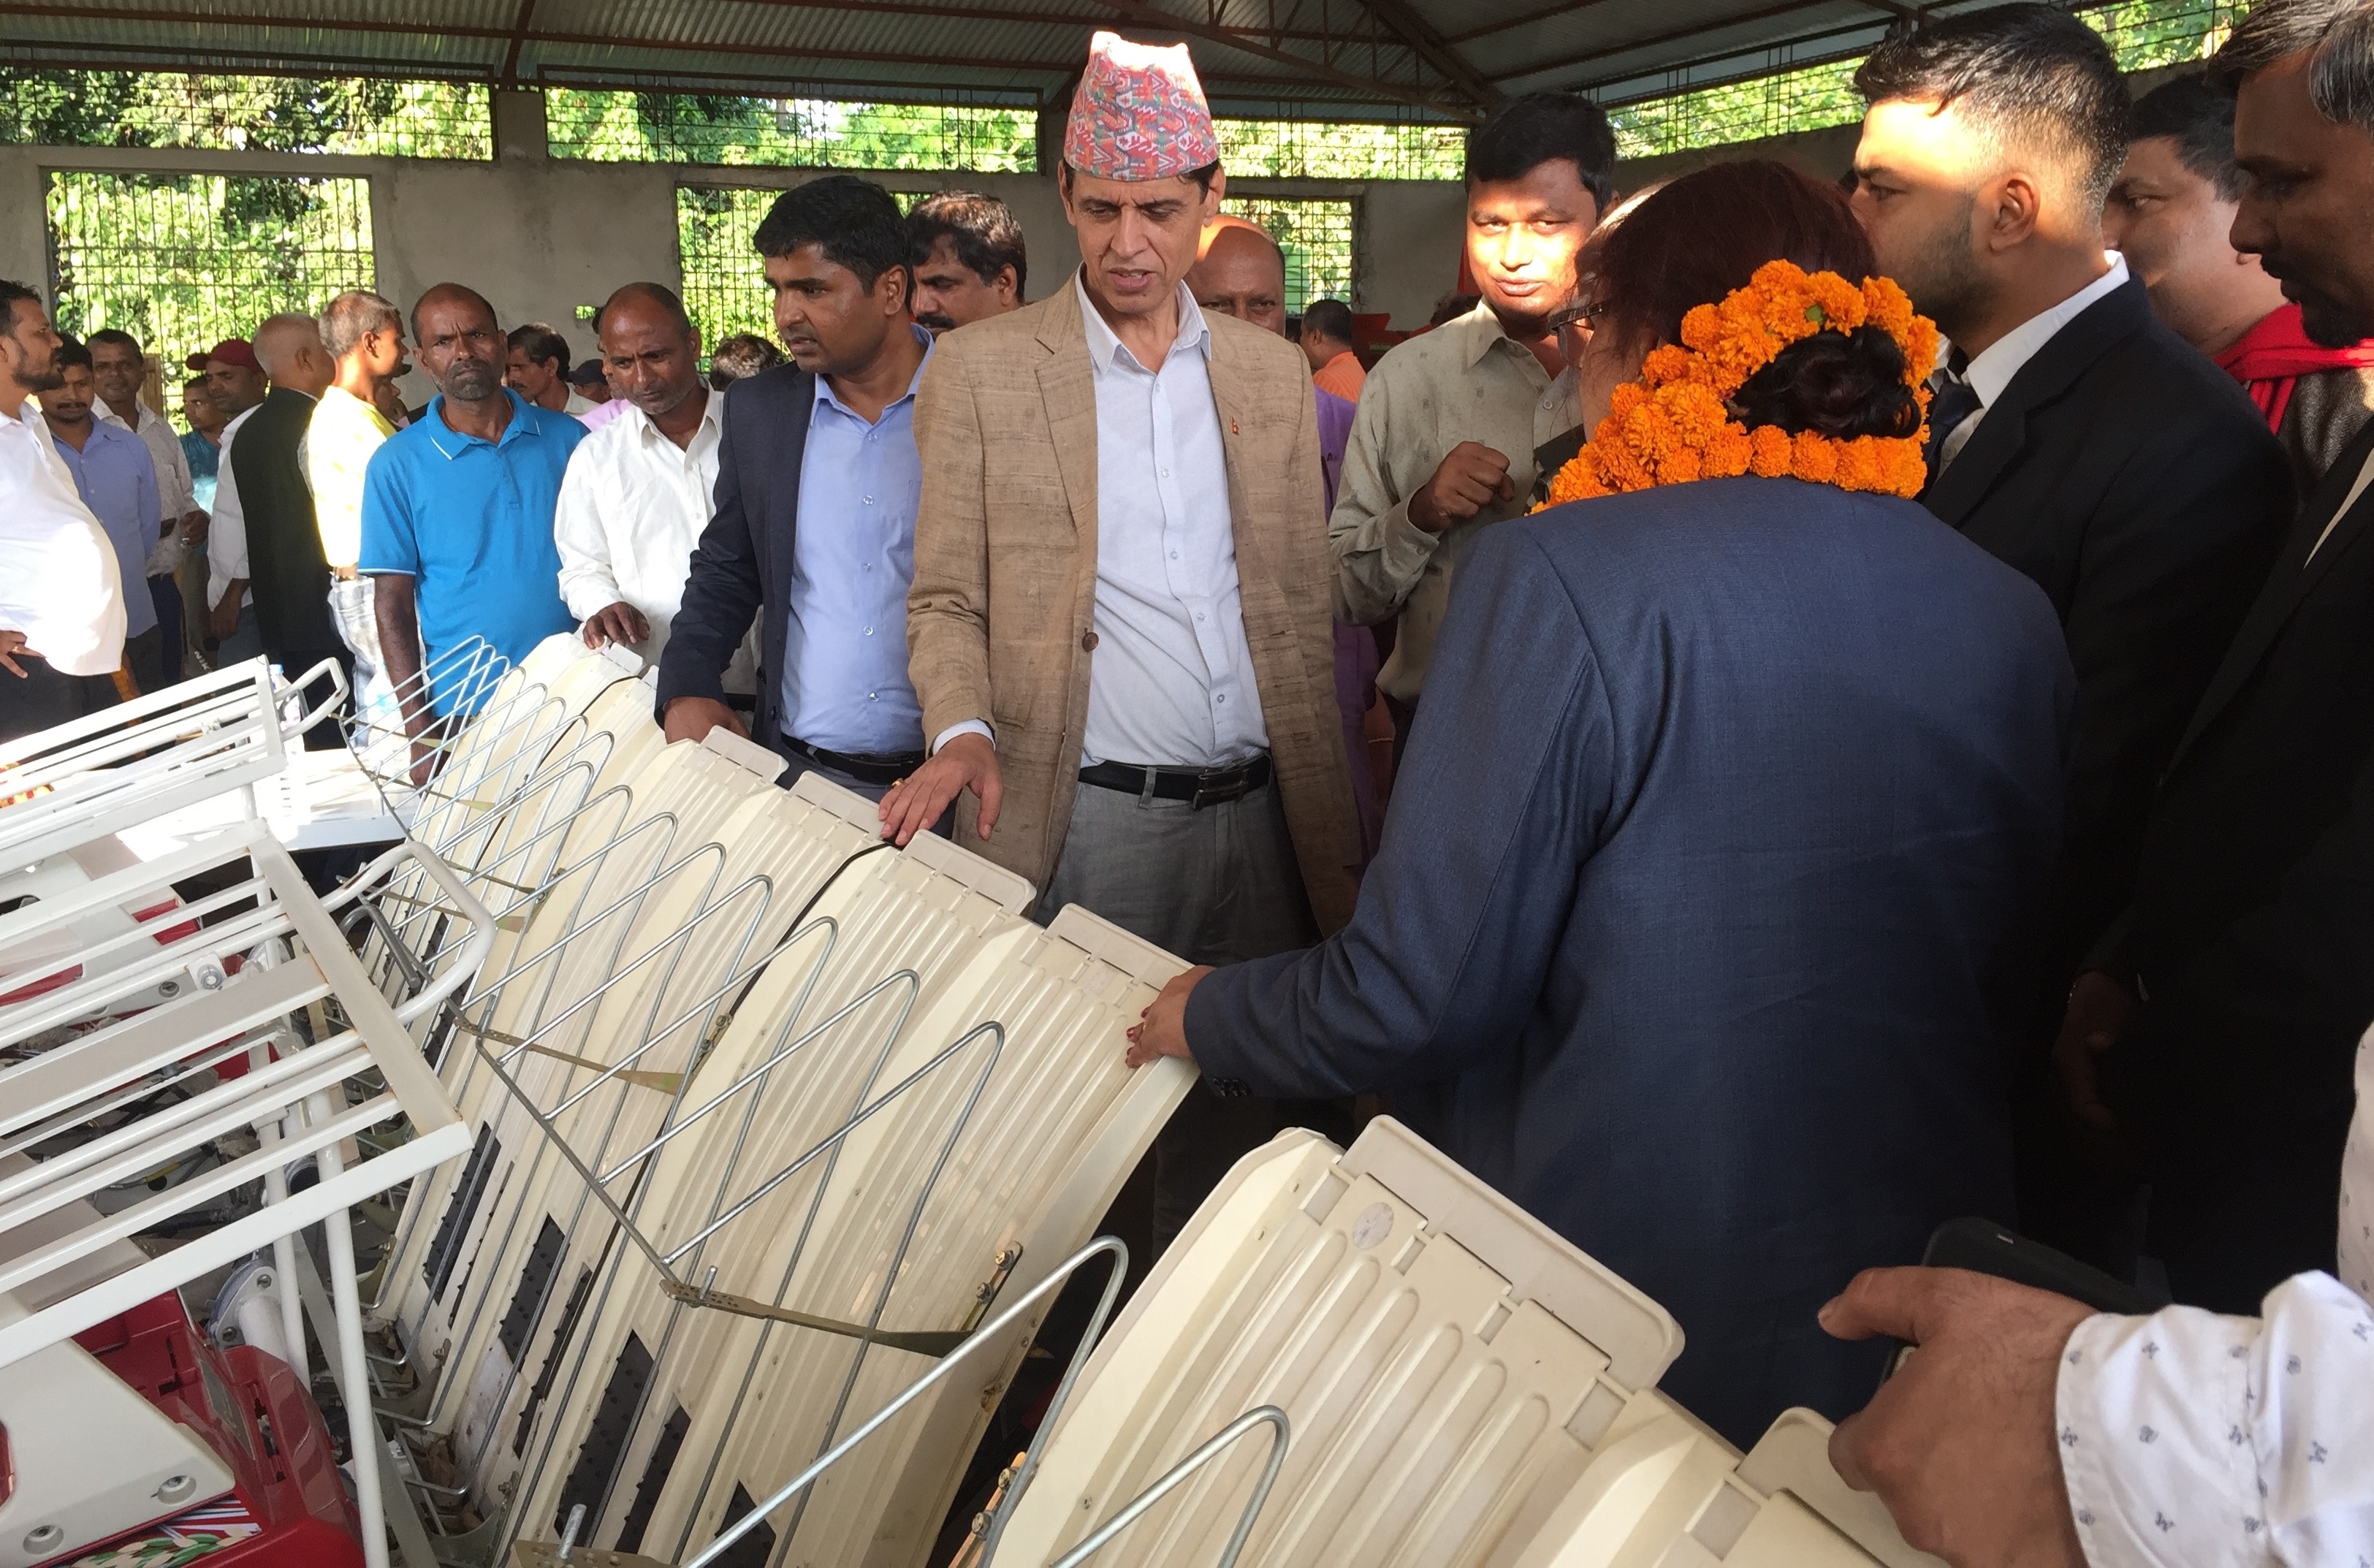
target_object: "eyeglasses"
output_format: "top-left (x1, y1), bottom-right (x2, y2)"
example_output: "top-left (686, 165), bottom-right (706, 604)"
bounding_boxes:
top-left (1547, 297), bottom-right (1612, 335)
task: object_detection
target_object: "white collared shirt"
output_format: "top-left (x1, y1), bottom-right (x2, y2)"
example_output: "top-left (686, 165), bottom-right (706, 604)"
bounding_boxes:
top-left (0, 397), bottom-right (128, 677)
top-left (206, 405), bottom-right (259, 612)
top-left (1074, 272), bottom-right (1270, 768)
top-left (552, 388), bottom-right (742, 682)
top-left (1938, 254), bottom-right (2132, 468)
top-left (2055, 1024), bottom-right (2374, 1568)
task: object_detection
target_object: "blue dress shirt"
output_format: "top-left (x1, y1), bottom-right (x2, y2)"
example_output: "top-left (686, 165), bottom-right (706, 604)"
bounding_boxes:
top-left (51, 417), bottom-right (159, 639)
top-left (780, 330), bottom-right (932, 756)
top-left (358, 389), bottom-right (583, 714)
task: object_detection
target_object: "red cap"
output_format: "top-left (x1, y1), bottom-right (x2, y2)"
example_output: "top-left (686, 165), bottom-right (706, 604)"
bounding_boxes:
top-left (186, 338), bottom-right (259, 373)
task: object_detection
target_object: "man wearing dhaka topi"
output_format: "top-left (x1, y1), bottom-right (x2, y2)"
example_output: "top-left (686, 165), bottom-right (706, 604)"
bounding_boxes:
top-left (880, 31), bottom-right (1358, 1252)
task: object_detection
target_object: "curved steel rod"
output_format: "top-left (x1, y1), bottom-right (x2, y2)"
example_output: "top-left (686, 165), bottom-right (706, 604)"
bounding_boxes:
top-left (682, 1236), bottom-right (1130, 1568)
top-left (1044, 1404), bottom-right (1293, 1568)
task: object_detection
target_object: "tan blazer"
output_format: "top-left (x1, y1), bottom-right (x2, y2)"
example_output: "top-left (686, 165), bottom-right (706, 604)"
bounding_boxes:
top-left (908, 279), bottom-right (1358, 935)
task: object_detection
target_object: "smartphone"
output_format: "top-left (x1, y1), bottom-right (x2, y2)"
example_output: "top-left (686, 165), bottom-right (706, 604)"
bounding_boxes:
top-left (1881, 1217), bottom-right (2158, 1382)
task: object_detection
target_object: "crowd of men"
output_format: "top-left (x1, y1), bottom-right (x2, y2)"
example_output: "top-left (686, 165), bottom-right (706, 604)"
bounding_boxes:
top-left (5, 0), bottom-right (2374, 1557)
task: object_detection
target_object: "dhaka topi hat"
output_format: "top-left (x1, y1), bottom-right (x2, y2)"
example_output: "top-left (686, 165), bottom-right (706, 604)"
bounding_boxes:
top-left (1064, 31), bottom-right (1221, 181)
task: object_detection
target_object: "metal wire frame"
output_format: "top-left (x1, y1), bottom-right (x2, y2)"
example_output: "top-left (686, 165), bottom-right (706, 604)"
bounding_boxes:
top-left (350, 747), bottom-right (620, 1057)
top-left (422, 864), bottom-right (789, 1486)
top-left (378, 831), bottom-right (730, 1405)
top-left (376, 804), bottom-right (869, 1451)
top-left (349, 635), bottom-right (516, 797)
top-left (677, 1240), bottom-right (1293, 1568)
top-left (359, 802), bottom-right (690, 1322)
top-left (1043, 1407), bottom-right (1293, 1568)
top-left (494, 967), bottom-right (951, 1556)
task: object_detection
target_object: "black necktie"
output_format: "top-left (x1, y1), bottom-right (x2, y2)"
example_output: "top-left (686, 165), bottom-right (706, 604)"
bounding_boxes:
top-left (1925, 371), bottom-right (1983, 482)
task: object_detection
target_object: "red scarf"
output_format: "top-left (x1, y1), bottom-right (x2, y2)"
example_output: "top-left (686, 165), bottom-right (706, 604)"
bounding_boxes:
top-left (2213, 302), bottom-right (2374, 433)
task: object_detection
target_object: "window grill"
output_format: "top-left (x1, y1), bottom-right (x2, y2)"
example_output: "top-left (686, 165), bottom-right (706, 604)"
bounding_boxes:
top-left (673, 186), bottom-right (930, 354)
top-left (554, 88), bottom-right (1463, 183)
top-left (45, 172), bottom-right (375, 362)
top-left (554, 91), bottom-right (1037, 172)
top-left (1221, 197), bottom-right (1356, 317)
top-left (1, 67), bottom-right (488, 157)
top-left (1605, 58), bottom-right (1865, 160)
top-left (2086, 0), bottom-right (2249, 69)
top-left (1602, 0), bottom-right (2246, 160)
top-left (1214, 118), bottom-right (1466, 180)
top-left (676, 186), bottom-right (785, 351)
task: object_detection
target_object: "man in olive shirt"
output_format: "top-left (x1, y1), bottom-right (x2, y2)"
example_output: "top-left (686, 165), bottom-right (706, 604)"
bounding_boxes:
top-left (1331, 93), bottom-right (1611, 750)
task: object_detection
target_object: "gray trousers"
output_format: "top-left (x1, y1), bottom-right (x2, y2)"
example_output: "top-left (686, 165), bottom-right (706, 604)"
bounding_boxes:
top-left (1038, 775), bottom-right (1317, 1251)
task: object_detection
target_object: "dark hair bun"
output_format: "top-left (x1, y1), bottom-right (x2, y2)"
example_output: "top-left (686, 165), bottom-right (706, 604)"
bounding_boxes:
top-left (1730, 324), bottom-right (1921, 442)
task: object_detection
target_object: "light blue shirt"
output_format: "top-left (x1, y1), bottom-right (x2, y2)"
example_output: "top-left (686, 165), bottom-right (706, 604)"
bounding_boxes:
top-left (1076, 273), bottom-right (1268, 768)
top-left (781, 328), bottom-right (933, 755)
top-left (51, 416), bottom-right (159, 639)
top-left (359, 389), bottom-right (584, 715)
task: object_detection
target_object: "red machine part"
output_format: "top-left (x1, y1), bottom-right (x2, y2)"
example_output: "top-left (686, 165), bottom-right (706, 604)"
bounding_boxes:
top-left (40, 1291), bottom-right (362, 1568)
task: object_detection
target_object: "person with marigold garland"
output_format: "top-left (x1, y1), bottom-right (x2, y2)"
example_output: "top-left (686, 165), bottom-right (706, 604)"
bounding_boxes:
top-left (1124, 159), bottom-right (2077, 1447)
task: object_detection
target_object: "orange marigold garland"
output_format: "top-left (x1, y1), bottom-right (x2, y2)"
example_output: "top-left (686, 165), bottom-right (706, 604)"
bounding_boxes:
top-left (1538, 259), bottom-right (1939, 508)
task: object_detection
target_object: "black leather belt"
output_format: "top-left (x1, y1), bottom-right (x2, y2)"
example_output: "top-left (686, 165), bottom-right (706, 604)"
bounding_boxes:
top-left (1078, 754), bottom-right (1271, 809)
top-left (784, 737), bottom-right (924, 788)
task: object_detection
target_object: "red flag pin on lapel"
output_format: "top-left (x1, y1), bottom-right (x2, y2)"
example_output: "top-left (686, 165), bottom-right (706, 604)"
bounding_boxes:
top-left (1230, 418), bottom-right (1239, 434)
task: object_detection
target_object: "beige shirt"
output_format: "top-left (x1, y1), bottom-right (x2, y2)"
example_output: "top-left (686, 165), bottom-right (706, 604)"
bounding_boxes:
top-left (1328, 300), bottom-right (1579, 703)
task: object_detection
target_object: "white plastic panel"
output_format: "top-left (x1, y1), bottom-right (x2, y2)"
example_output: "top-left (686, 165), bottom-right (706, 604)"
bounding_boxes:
top-left (376, 731), bottom-right (756, 1339)
top-left (425, 674), bottom-right (666, 1005)
top-left (499, 780), bottom-right (1041, 1545)
top-left (447, 777), bottom-right (903, 1500)
top-left (388, 734), bottom-right (785, 1407)
top-left (401, 641), bottom-right (642, 872)
top-left (622, 903), bottom-right (1195, 1568)
top-left (995, 1117), bottom-right (1684, 1568)
top-left (1507, 1404), bottom-right (1941, 1568)
top-left (0, 1293), bottom-right (237, 1568)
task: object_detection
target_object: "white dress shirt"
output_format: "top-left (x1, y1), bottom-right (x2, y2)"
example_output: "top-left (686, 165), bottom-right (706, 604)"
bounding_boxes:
top-left (1937, 254), bottom-right (2132, 470)
top-left (553, 389), bottom-right (750, 688)
top-left (0, 397), bottom-right (129, 677)
top-left (97, 397), bottom-right (195, 575)
top-left (1075, 273), bottom-right (1269, 768)
top-left (2057, 1023), bottom-right (2374, 1568)
top-left (205, 405), bottom-right (259, 612)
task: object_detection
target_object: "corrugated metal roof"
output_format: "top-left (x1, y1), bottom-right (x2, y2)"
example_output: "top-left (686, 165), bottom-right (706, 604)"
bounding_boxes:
top-left (0, 0), bottom-right (1974, 121)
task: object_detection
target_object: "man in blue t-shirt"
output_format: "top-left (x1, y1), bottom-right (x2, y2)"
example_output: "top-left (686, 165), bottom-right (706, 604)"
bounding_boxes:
top-left (360, 283), bottom-right (582, 783)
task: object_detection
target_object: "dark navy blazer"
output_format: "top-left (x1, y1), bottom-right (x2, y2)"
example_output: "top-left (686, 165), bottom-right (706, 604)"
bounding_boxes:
top-left (654, 364), bottom-right (817, 758)
top-left (1189, 476), bottom-right (2076, 1445)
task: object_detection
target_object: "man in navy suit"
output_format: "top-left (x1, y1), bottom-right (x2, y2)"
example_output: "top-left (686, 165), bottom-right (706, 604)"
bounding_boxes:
top-left (656, 176), bottom-right (935, 800)
top-left (1128, 472), bottom-right (2074, 1447)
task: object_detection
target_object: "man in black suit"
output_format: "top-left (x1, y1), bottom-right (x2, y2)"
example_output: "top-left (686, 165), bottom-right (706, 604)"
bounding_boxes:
top-left (1852, 5), bottom-right (2295, 1267)
top-left (2053, 0), bottom-right (2374, 1312)
top-left (655, 176), bottom-right (935, 801)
